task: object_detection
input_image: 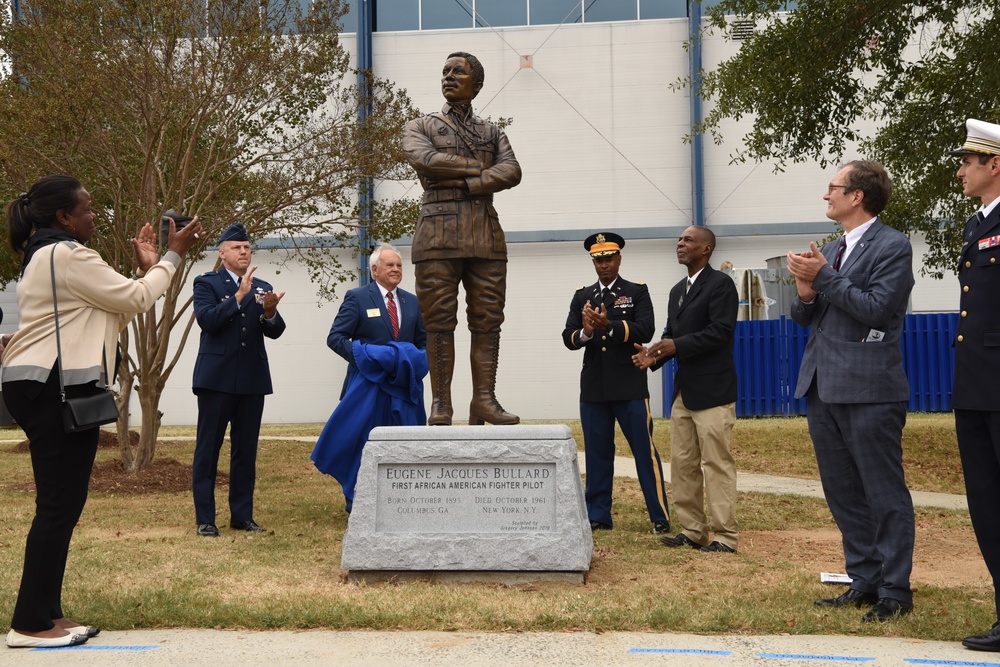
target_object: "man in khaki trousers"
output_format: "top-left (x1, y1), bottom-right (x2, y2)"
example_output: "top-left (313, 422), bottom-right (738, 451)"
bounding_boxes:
top-left (634, 226), bottom-right (739, 553)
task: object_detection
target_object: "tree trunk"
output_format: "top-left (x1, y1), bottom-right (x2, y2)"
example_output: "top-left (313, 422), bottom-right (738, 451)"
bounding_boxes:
top-left (128, 375), bottom-right (164, 473)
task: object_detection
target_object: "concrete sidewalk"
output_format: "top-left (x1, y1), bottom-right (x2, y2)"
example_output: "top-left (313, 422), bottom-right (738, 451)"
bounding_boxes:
top-left (9, 629), bottom-right (998, 666)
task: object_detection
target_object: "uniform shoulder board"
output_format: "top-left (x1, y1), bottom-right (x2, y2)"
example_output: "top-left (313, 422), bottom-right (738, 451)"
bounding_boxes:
top-left (576, 285), bottom-right (585, 291)
top-left (635, 282), bottom-right (645, 286)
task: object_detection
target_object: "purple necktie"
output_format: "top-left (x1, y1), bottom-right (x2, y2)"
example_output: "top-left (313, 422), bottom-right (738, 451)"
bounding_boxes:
top-left (833, 237), bottom-right (846, 271)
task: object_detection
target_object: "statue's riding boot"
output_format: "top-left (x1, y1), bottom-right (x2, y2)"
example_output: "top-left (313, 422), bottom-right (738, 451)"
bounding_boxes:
top-left (468, 332), bottom-right (519, 426)
top-left (427, 332), bottom-right (455, 426)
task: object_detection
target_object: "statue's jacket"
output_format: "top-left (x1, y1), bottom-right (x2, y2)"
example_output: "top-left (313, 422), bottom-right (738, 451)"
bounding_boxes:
top-left (402, 103), bottom-right (521, 263)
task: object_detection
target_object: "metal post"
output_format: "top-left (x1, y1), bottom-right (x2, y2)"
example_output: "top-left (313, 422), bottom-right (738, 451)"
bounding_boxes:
top-left (688, 0), bottom-right (705, 227)
top-left (357, 0), bottom-right (374, 285)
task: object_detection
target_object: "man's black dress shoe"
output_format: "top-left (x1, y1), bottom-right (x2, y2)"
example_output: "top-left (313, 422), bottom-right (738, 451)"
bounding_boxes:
top-left (659, 533), bottom-right (703, 549)
top-left (197, 523), bottom-right (219, 537)
top-left (652, 520), bottom-right (671, 534)
top-left (963, 621), bottom-right (1000, 651)
top-left (589, 521), bottom-right (612, 531)
top-left (861, 598), bottom-right (912, 622)
top-left (814, 588), bottom-right (878, 608)
top-left (699, 540), bottom-right (736, 553)
top-left (231, 520), bottom-right (266, 532)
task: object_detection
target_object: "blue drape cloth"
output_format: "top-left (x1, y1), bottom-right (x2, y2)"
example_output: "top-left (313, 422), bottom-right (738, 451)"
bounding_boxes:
top-left (311, 340), bottom-right (427, 502)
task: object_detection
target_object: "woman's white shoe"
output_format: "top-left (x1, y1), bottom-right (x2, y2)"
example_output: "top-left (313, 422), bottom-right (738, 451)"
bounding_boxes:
top-left (66, 625), bottom-right (100, 638)
top-left (6, 629), bottom-right (88, 648)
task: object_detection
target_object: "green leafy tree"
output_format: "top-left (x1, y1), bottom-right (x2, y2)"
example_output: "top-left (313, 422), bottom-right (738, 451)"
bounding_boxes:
top-left (0, 0), bottom-right (419, 470)
top-left (691, 0), bottom-right (999, 277)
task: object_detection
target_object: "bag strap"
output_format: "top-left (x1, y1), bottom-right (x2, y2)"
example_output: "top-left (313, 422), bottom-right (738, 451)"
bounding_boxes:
top-left (50, 243), bottom-right (110, 403)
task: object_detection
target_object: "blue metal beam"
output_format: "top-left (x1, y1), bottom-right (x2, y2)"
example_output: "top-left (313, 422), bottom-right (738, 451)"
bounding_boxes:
top-left (356, 0), bottom-right (374, 286)
top-left (688, 0), bottom-right (704, 228)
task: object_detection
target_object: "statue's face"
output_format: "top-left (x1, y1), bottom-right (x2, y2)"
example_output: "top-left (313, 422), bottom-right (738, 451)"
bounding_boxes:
top-left (442, 57), bottom-right (476, 104)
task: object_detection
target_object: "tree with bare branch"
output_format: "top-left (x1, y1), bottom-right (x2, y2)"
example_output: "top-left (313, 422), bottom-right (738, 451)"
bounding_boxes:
top-left (0, 0), bottom-right (419, 471)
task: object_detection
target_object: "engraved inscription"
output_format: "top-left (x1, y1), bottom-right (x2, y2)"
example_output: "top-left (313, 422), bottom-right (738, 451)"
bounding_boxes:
top-left (376, 463), bottom-right (557, 533)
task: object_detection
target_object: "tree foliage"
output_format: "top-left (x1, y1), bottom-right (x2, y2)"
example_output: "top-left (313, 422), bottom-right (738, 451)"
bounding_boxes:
top-left (694, 0), bottom-right (1000, 277)
top-left (0, 0), bottom-right (419, 470)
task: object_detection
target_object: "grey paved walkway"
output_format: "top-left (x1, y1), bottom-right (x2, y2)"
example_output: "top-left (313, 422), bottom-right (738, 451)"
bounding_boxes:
top-left (8, 629), bottom-right (999, 666)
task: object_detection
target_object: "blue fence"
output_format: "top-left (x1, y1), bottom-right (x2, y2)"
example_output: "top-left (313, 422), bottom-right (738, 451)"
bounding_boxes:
top-left (660, 313), bottom-right (959, 417)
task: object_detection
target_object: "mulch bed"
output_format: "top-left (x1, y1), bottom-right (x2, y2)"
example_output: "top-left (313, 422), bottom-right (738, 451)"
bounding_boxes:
top-left (4, 430), bottom-right (227, 494)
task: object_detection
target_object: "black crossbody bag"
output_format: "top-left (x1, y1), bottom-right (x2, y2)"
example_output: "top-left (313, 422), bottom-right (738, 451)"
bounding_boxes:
top-left (50, 245), bottom-right (119, 433)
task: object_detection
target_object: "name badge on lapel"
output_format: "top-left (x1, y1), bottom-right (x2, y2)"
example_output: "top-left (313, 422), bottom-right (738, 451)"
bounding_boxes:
top-left (366, 308), bottom-right (381, 318)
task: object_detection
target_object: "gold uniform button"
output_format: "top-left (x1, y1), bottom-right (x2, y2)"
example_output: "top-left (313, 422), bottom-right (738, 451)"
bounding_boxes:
top-left (961, 311), bottom-right (967, 317)
top-left (992, 257), bottom-right (996, 264)
top-left (964, 285), bottom-right (970, 292)
top-left (601, 335), bottom-right (607, 341)
top-left (957, 335), bottom-right (964, 342)
top-left (601, 347), bottom-right (607, 352)
top-left (966, 261), bottom-right (972, 268)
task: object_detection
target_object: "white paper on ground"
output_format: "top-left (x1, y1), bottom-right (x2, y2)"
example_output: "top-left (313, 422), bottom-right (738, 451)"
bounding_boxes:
top-left (820, 572), bottom-right (852, 584)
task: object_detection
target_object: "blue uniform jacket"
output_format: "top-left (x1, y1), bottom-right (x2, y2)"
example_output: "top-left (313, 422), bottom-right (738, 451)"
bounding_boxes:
top-left (192, 269), bottom-right (286, 395)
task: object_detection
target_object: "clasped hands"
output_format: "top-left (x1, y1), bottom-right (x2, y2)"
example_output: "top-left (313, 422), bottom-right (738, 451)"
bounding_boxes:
top-left (786, 241), bottom-right (826, 300)
top-left (632, 339), bottom-right (676, 370)
top-left (581, 302), bottom-right (610, 336)
top-left (236, 265), bottom-right (286, 318)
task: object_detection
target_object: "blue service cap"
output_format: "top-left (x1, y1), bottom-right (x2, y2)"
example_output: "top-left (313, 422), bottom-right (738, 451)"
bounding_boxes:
top-left (219, 223), bottom-right (249, 243)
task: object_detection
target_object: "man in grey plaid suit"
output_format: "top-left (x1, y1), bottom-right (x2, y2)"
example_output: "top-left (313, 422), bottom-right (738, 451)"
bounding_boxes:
top-left (787, 160), bottom-right (915, 623)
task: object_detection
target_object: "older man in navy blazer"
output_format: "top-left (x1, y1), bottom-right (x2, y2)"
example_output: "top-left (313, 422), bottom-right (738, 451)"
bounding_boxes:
top-left (319, 244), bottom-right (427, 511)
top-left (787, 160), bottom-right (915, 622)
top-left (327, 244), bottom-right (427, 396)
top-left (192, 223), bottom-right (286, 537)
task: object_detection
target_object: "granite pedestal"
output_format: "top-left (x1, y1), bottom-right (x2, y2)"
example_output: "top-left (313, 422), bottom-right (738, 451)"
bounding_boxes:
top-left (341, 424), bottom-right (592, 584)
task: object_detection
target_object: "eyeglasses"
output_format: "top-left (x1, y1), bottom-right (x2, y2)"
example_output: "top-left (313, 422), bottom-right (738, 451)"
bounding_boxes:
top-left (827, 184), bottom-right (851, 194)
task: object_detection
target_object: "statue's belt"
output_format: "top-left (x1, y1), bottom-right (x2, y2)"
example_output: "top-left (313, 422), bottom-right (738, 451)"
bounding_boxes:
top-left (421, 189), bottom-right (493, 204)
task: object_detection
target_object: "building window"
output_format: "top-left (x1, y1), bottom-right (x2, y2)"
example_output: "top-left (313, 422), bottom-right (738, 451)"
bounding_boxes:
top-left (584, 0), bottom-right (637, 23)
top-left (422, 0), bottom-right (474, 29)
top-left (340, 0), bottom-right (358, 32)
top-left (475, 0), bottom-right (528, 28)
top-left (639, 0), bottom-right (686, 19)
top-left (529, 0), bottom-right (582, 26)
top-left (374, 0), bottom-right (420, 31)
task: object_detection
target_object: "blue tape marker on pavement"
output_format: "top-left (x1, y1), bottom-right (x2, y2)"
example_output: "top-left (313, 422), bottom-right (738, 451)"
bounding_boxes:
top-left (629, 648), bottom-right (732, 655)
top-left (905, 659), bottom-right (1000, 666)
top-left (758, 654), bottom-right (875, 662)
top-left (34, 645), bottom-right (159, 651)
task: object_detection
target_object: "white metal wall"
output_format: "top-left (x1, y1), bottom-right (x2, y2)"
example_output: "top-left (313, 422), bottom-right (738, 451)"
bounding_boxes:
top-left (141, 19), bottom-right (964, 425)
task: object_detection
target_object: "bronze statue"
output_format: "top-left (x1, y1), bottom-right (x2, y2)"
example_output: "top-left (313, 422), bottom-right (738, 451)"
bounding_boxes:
top-left (402, 51), bottom-right (521, 426)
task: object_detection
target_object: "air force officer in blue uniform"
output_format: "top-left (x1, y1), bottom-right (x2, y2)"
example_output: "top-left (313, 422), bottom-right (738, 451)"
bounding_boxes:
top-left (192, 223), bottom-right (286, 537)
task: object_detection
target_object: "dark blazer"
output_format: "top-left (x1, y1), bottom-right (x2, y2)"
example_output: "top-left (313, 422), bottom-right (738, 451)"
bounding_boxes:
top-left (652, 264), bottom-right (738, 411)
top-left (327, 282), bottom-right (426, 398)
top-left (192, 269), bottom-right (286, 395)
top-left (790, 218), bottom-right (913, 403)
top-left (562, 276), bottom-right (655, 402)
top-left (954, 205), bottom-right (1000, 411)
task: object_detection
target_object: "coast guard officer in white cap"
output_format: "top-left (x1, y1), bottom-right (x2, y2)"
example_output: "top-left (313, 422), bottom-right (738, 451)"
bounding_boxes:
top-left (951, 118), bottom-right (1000, 652)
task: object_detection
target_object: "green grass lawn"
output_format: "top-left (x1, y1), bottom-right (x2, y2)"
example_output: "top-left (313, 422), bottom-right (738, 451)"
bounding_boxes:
top-left (0, 413), bottom-right (985, 641)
